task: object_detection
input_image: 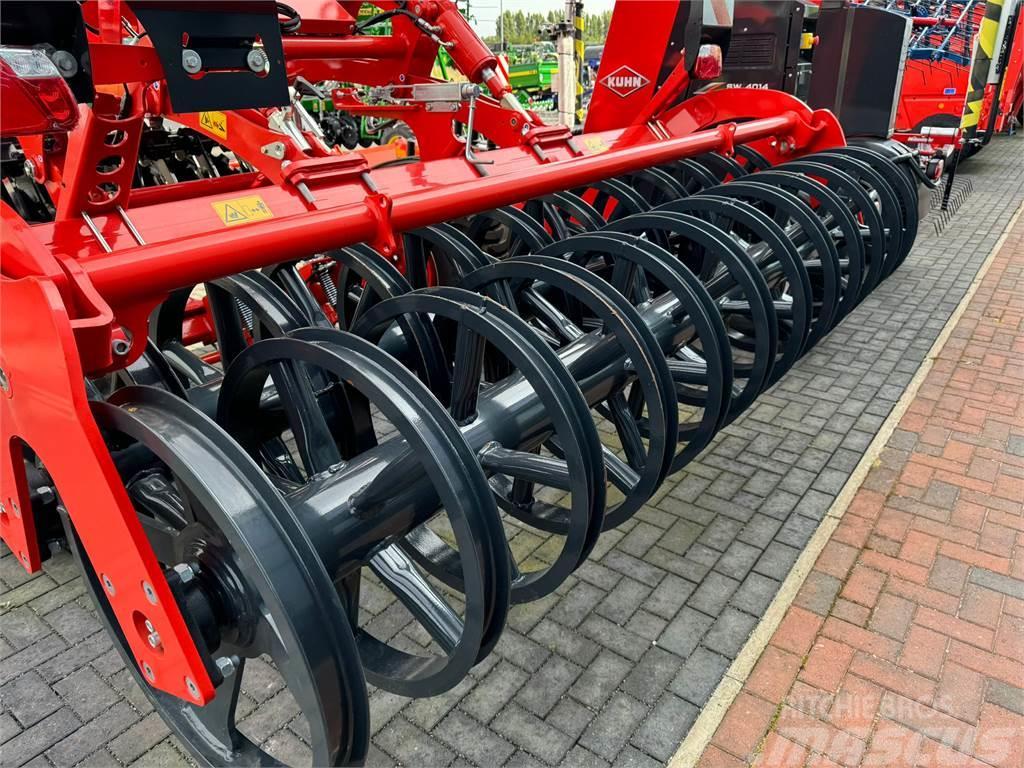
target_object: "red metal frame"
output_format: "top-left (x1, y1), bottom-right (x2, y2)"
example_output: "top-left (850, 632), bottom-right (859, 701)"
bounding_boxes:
top-left (1, 0), bottom-right (849, 708)
top-left (583, 0), bottom-right (695, 134)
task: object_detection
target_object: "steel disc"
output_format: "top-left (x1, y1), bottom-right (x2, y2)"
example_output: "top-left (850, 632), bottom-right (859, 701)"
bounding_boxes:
top-left (353, 287), bottom-right (606, 603)
top-left (539, 231), bottom-right (733, 472)
top-left (217, 332), bottom-right (512, 697)
top-left (799, 151), bottom-right (906, 279)
top-left (700, 178), bottom-right (849, 337)
top-left (779, 160), bottom-right (889, 293)
top-left (661, 194), bottom-right (814, 380)
top-left (461, 254), bottom-right (677, 530)
top-left (78, 386), bottom-right (370, 766)
top-left (604, 210), bottom-right (778, 420)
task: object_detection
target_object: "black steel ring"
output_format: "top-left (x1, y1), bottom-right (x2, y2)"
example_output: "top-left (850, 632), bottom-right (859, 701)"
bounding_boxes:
top-left (815, 149), bottom-right (921, 270)
top-left (615, 166), bottom-right (690, 208)
top-left (575, 176), bottom-right (651, 223)
top-left (829, 146), bottom-right (919, 266)
top-left (217, 333), bottom-right (511, 698)
top-left (354, 287), bottom-right (605, 603)
top-left (534, 191), bottom-right (609, 234)
top-left (780, 159), bottom-right (890, 292)
top-left (695, 152), bottom-right (749, 182)
top-left (734, 144), bottom-right (772, 172)
top-left (702, 178), bottom-right (848, 335)
top-left (91, 386), bottom-right (370, 766)
top-left (539, 231), bottom-right (732, 472)
top-left (603, 210), bottom-right (777, 420)
top-left (403, 222), bottom-right (493, 289)
top-left (326, 243), bottom-right (451, 399)
top-left (666, 158), bottom-right (720, 194)
top-left (661, 194), bottom-right (814, 379)
top-left (460, 254), bottom-right (676, 529)
top-left (465, 204), bottom-right (554, 258)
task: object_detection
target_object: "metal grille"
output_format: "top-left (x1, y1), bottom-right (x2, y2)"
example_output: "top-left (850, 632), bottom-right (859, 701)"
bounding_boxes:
top-left (723, 34), bottom-right (778, 69)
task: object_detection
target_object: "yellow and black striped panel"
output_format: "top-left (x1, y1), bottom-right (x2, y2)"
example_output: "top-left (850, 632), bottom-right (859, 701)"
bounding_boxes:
top-left (574, 1), bottom-right (585, 123)
top-left (961, 0), bottom-right (1004, 137)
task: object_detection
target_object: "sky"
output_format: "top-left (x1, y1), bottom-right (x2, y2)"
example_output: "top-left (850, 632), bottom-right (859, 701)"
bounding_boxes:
top-left (468, 0), bottom-right (616, 38)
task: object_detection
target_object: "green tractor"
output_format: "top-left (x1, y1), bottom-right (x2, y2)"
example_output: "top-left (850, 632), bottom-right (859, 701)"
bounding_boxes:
top-left (505, 43), bottom-right (558, 108)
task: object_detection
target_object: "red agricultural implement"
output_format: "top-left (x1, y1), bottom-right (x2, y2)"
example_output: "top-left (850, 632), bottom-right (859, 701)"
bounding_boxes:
top-left (1, 1), bottom-right (928, 765)
top-left (868, 0), bottom-right (1023, 161)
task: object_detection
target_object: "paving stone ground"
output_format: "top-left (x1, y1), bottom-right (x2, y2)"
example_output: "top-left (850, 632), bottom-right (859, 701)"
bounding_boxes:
top-left (1, 135), bottom-right (1022, 768)
top-left (697, 191), bottom-right (1024, 768)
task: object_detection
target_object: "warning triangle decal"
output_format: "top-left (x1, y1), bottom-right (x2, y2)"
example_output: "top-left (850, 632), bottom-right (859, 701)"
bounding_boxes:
top-left (222, 204), bottom-right (246, 223)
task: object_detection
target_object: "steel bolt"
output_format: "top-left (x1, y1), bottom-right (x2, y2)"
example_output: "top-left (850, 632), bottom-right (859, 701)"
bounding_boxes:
top-left (182, 49), bottom-right (202, 75)
top-left (0, 368), bottom-right (10, 395)
top-left (215, 656), bottom-right (237, 678)
top-left (142, 580), bottom-right (158, 605)
top-left (246, 48), bottom-right (269, 74)
top-left (147, 630), bottom-right (161, 649)
top-left (112, 338), bottom-right (131, 356)
top-left (173, 562), bottom-right (196, 585)
top-left (142, 661), bottom-right (155, 682)
top-left (184, 676), bottom-right (201, 701)
top-left (101, 574), bottom-right (116, 596)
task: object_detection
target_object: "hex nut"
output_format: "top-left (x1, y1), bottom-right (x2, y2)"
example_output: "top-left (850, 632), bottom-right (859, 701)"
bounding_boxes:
top-left (173, 562), bottom-right (197, 585)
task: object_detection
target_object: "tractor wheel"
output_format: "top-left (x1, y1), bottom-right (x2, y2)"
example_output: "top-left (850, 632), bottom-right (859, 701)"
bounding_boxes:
top-left (380, 122), bottom-right (415, 150)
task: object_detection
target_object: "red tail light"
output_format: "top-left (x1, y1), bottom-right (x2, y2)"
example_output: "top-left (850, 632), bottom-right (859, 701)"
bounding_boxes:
top-left (0, 48), bottom-right (79, 136)
top-left (694, 44), bottom-right (724, 81)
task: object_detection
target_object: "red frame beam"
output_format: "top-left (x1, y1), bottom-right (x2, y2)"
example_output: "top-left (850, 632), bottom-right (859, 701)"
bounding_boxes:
top-left (81, 115), bottom-right (801, 306)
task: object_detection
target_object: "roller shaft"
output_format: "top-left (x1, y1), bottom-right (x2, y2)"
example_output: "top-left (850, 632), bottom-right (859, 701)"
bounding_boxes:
top-left (288, 281), bottom-right (693, 577)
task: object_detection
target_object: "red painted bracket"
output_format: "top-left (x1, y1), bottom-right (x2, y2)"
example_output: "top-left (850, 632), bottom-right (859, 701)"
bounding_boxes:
top-left (364, 192), bottom-right (400, 262)
top-left (280, 152), bottom-right (371, 192)
top-left (0, 276), bottom-right (214, 706)
top-left (716, 123), bottom-right (738, 157)
top-left (55, 97), bottom-right (144, 221)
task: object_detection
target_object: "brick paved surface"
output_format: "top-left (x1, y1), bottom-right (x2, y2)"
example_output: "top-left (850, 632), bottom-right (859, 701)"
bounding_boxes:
top-left (697, 204), bottom-right (1024, 768)
top-left (1, 136), bottom-right (1022, 768)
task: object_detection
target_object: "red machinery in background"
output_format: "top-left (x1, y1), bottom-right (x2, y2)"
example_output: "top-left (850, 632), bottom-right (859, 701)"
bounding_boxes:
top-left (1, 2), bottom-right (928, 765)
top-left (870, 0), bottom-right (1023, 160)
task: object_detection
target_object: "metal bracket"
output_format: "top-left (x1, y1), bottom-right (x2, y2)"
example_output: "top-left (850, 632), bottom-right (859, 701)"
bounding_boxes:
top-left (716, 123), bottom-right (738, 157)
top-left (261, 142), bottom-right (287, 160)
top-left (363, 193), bottom-right (400, 261)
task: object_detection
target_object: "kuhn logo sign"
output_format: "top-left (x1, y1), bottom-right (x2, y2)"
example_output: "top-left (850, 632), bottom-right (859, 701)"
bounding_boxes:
top-left (600, 65), bottom-right (650, 98)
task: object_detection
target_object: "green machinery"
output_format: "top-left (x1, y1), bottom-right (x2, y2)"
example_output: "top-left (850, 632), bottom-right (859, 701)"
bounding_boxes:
top-left (508, 57), bottom-right (559, 99)
top-left (507, 45), bottom-right (559, 101)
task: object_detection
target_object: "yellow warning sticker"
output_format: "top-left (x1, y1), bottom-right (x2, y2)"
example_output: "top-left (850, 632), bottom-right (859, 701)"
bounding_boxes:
top-left (583, 135), bottom-right (610, 154)
top-left (199, 111), bottom-right (228, 140)
top-left (212, 195), bottom-right (273, 227)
